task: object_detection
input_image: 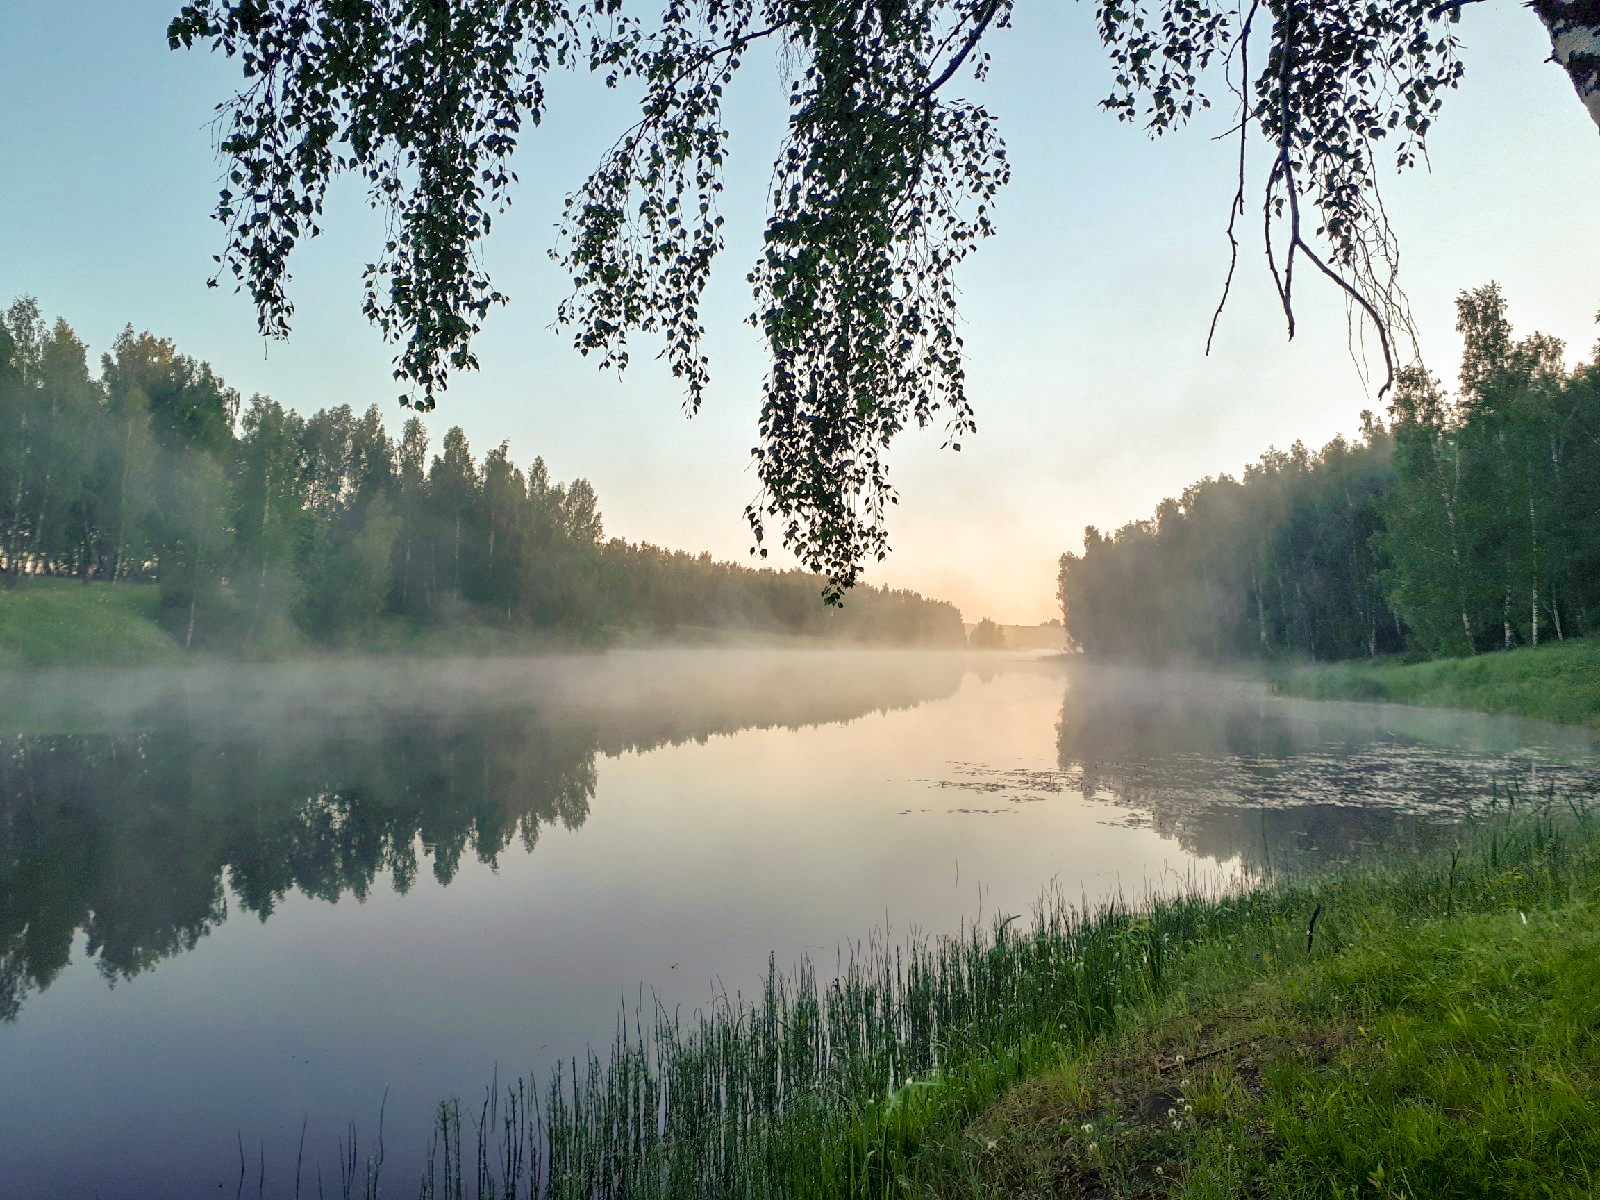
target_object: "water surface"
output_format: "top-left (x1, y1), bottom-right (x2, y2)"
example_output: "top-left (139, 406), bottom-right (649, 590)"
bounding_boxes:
top-left (2, 651), bottom-right (1593, 1195)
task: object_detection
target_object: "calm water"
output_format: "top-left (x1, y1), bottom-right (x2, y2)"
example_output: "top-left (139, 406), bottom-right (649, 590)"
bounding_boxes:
top-left (2, 650), bottom-right (1594, 1196)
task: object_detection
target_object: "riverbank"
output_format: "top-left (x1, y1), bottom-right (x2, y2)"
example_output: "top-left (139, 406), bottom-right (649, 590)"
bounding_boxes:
top-left (0, 576), bottom-right (588, 667)
top-left (0, 576), bottom-right (958, 669)
top-left (381, 792), bottom-right (1599, 1199)
top-left (0, 576), bottom-right (183, 668)
top-left (869, 803), bottom-right (1600, 1198)
top-left (1268, 638), bottom-right (1600, 727)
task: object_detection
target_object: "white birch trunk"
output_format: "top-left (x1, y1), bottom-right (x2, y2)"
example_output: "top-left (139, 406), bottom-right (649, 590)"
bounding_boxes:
top-left (1531, 1), bottom-right (1600, 132)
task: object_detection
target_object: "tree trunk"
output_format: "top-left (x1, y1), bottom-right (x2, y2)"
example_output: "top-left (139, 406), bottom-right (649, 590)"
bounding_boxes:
top-left (1253, 569), bottom-right (1268, 652)
top-left (1436, 436), bottom-right (1473, 649)
top-left (113, 406), bottom-right (134, 586)
top-left (1503, 570), bottom-right (1515, 650)
top-left (1530, 491), bottom-right (1539, 648)
top-left (259, 465), bottom-right (272, 599)
top-left (1530, 1), bottom-right (1600, 132)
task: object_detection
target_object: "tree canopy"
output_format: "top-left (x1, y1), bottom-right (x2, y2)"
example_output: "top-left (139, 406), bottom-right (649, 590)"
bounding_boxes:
top-left (0, 297), bottom-right (967, 649)
top-left (1057, 286), bottom-right (1600, 664)
top-left (166, 0), bottom-right (1600, 599)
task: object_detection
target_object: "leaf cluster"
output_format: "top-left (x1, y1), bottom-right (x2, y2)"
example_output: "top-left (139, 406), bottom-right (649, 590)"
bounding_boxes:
top-left (1098, 0), bottom-right (1470, 392)
top-left (168, 0), bottom-right (1012, 600)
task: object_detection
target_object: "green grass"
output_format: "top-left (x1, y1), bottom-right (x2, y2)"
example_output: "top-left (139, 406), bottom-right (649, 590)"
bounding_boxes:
top-left (321, 787), bottom-right (1600, 1200)
top-left (0, 577), bottom-right (181, 668)
top-left (909, 820), bottom-right (1600, 1198)
top-left (1271, 638), bottom-right (1600, 727)
top-left (817, 788), bottom-right (1600, 1200)
top-left (0, 578), bottom-right (601, 670)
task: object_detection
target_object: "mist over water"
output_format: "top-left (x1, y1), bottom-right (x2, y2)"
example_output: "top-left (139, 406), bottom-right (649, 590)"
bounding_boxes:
top-left (2, 650), bottom-right (1593, 1195)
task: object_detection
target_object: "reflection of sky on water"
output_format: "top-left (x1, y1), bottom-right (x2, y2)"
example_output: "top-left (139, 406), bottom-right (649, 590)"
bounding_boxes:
top-left (2, 653), bottom-right (1594, 1196)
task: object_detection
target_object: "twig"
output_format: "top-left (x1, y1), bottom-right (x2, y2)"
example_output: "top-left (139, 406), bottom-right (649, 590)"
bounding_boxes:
top-left (917, 0), bottom-right (1006, 100)
top-left (1157, 1040), bottom-right (1246, 1074)
top-left (1207, 0), bottom-right (1260, 356)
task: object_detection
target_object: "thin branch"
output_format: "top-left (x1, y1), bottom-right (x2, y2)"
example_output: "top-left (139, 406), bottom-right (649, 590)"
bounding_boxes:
top-left (1273, 2), bottom-right (1299, 339)
top-left (1206, 0), bottom-right (1260, 356)
top-left (1265, 151), bottom-right (1294, 339)
top-left (916, 0), bottom-right (1005, 100)
top-left (1292, 231), bottom-right (1397, 396)
top-left (1278, 134), bottom-right (1396, 394)
top-left (654, 21), bottom-right (785, 96)
top-left (1426, 0), bottom-right (1487, 19)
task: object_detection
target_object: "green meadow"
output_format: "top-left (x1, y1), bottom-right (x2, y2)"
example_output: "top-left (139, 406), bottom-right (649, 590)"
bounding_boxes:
top-left (1271, 639), bottom-right (1600, 728)
top-left (0, 576), bottom-right (180, 668)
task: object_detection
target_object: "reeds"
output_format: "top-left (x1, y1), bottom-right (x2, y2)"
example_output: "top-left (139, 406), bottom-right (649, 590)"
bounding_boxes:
top-left (334, 782), bottom-right (1600, 1198)
top-left (384, 882), bottom-right (1292, 1197)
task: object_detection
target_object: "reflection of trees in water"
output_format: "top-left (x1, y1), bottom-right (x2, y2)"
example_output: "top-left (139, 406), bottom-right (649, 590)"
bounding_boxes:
top-left (1054, 669), bottom-right (1595, 876)
top-left (0, 653), bottom-right (964, 1020)
top-left (0, 716), bottom-right (599, 1022)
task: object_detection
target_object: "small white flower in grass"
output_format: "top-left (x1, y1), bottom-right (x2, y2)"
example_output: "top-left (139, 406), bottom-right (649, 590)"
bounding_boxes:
top-left (1521, 911), bottom-right (1528, 925)
top-left (1156, 1166), bottom-right (1164, 1176)
top-left (1088, 1142), bottom-right (1099, 1155)
top-left (1081, 1122), bottom-right (1094, 1134)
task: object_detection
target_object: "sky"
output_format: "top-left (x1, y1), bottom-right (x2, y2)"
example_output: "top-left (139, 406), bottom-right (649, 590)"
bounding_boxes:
top-left (2, 2), bottom-right (1597, 624)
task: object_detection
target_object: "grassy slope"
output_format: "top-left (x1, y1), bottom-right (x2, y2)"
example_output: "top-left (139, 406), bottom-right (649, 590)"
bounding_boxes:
top-left (0, 577), bottom-right (181, 668)
top-left (0, 578), bottom-right (608, 668)
top-left (1271, 638), bottom-right (1600, 727)
top-left (0, 580), bottom-right (968, 669)
top-left (832, 811), bottom-right (1600, 1199)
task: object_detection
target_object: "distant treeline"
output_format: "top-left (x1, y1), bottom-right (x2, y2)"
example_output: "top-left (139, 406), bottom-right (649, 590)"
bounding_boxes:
top-left (0, 298), bottom-right (963, 648)
top-left (1059, 285), bottom-right (1600, 662)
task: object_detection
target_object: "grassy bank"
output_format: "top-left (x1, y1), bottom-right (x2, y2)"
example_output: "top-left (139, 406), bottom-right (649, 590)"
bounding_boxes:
top-left (0, 576), bottom-right (182, 668)
top-left (0, 577), bottom-right (612, 667)
top-left (0, 578), bottom-right (952, 670)
top-left (339, 786), bottom-right (1599, 1200)
top-left (1270, 637), bottom-right (1600, 727)
top-left (891, 797), bottom-right (1600, 1199)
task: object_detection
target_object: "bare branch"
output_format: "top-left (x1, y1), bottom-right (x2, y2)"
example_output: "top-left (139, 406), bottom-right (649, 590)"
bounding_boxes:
top-left (1206, 0), bottom-right (1260, 356)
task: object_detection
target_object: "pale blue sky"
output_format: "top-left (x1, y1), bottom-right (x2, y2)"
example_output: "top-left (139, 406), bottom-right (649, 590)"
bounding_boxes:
top-left (3, 2), bottom-right (1596, 622)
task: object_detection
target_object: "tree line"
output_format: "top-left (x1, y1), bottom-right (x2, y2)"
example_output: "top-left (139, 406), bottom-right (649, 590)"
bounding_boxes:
top-left (0, 298), bottom-right (964, 649)
top-left (1058, 285), bottom-right (1600, 662)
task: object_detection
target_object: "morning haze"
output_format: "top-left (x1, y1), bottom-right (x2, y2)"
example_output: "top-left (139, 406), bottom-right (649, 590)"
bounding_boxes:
top-left (4, 2), bottom-right (1600, 1197)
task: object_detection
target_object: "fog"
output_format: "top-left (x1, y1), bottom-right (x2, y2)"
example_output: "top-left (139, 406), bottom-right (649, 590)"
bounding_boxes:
top-left (1, 647), bottom-right (981, 740)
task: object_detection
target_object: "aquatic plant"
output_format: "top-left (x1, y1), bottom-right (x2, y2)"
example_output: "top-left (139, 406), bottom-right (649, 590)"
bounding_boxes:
top-left (303, 780), bottom-right (1600, 1198)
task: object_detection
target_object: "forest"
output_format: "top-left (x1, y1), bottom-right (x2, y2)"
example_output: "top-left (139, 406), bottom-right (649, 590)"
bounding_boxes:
top-left (1059, 285), bottom-right (1600, 663)
top-left (0, 298), bottom-right (965, 649)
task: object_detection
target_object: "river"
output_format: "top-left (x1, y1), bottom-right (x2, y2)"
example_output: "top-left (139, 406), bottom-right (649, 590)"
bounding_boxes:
top-left (2, 649), bottom-right (1594, 1196)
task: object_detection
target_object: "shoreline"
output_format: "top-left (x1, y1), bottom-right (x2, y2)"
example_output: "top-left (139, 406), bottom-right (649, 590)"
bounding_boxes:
top-left (1268, 639), bottom-right (1600, 728)
top-left (0, 575), bottom-right (977, 671)
top-left (366, 793), bottom-right (1600, 1198)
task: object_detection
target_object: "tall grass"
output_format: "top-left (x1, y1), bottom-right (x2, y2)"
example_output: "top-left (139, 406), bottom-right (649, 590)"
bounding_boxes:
top-left (303, 778), bottom-right (1590, 1200)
